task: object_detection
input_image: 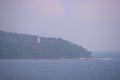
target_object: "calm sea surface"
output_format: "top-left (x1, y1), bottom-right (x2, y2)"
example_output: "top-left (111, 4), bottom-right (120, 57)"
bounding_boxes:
top-left (0, 59), bottom-right (120, 80)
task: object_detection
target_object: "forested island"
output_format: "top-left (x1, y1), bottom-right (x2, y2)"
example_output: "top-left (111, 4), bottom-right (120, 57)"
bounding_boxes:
top-left (0, 31), bottom-right (91, 59)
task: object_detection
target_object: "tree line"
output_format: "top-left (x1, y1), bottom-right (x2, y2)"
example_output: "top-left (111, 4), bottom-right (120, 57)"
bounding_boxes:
top-left (0, 31), bottom-right (91, 59)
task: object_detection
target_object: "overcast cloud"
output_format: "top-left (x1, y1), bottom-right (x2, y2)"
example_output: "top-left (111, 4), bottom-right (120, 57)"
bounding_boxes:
top-left (0, 0), bottom-right (120, 51)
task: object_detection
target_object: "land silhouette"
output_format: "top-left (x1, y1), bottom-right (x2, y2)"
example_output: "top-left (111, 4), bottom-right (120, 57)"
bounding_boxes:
top-left (0, 31), bottom-right (91, 59)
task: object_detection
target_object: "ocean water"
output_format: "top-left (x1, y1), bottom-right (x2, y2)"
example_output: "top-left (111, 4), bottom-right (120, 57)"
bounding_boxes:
top-left (0, 59), bottom-right (120, 80)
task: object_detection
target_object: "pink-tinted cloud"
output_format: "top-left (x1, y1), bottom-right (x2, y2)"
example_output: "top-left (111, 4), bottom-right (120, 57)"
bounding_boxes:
top-left (23, 0), bottom-right (120, 18)
top-left (69, 0), bottom-right (120, 51)
top-left (24, 0), bottom-right (66, 16)
top-left (71, 0), bottom-right (120, 21)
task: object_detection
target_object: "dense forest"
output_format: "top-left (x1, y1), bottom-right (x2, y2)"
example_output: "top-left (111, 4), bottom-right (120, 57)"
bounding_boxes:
top-left (0, 31), bottom-right (91, 59)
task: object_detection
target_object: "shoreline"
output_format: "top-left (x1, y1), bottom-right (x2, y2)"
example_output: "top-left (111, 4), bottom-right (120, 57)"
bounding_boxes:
top-left (0, 58), bottom-right (112, 61)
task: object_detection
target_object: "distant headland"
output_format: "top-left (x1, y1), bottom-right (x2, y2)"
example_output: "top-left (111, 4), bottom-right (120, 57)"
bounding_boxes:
top-left (0, 31), bottom-right (91, 59)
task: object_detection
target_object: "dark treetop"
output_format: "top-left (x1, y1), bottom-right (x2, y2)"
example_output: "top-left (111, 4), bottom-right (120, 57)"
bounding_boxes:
top-left (0, 31), bottom-right (91, 59)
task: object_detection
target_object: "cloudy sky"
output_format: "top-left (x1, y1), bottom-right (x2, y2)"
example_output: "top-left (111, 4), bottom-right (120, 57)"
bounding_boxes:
top-left (0, 0), bottom-right (120, 52)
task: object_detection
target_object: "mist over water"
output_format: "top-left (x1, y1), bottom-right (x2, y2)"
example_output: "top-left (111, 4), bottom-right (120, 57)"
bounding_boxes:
top-left (0, 53), bottom-right (120, 80)
top-left (92, 52), bottom-right (120, 60)
top-left (0, 1), bottom-right (120, 80)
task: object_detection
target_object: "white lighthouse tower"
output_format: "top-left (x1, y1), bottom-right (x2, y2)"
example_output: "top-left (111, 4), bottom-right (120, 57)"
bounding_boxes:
top-left (37, 36), bottom-right (40, 44)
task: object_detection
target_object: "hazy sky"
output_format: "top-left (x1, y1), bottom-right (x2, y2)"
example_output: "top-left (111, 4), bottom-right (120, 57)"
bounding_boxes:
top-left (0, 0), bottom-right (120, 52)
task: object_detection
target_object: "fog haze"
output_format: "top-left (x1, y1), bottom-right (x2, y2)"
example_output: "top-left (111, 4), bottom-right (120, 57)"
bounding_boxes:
top-left (0, 0), bottom-right (120, 51)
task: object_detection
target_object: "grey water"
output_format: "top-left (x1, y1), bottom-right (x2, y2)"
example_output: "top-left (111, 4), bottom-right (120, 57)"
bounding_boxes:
top-left (0, 59), bottom-right (120, 80)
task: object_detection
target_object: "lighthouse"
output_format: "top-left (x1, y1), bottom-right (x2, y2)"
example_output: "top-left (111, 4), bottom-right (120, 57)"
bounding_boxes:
top-left (37, 37), bottom-right (40, 44)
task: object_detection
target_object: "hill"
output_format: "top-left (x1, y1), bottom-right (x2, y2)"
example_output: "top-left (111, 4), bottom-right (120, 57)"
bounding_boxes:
top-left (0, 31), bottom-right (91, 59)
